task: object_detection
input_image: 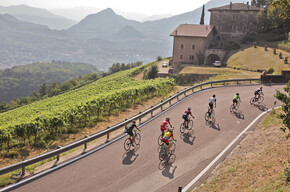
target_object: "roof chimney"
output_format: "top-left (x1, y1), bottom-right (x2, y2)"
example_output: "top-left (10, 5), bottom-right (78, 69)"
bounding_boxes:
top-left (175, 30), bottom-right (177, 35)
top-left (230, 2), bottom-right (232, 10)
top-left (247, 2), bottom-right (249, 10)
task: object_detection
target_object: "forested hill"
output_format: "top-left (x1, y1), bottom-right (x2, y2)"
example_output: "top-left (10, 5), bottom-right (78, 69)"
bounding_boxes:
top-left (0, 61), bottom-right (98, 103)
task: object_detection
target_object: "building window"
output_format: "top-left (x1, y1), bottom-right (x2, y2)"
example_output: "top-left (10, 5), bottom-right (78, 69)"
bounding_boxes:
top-left (180, 44), bottom-right (184, 49)
top-left (180, 55), bottom-right (183, 60)
top-left (243, 26), bottom-right (247, 31)
top-left (190, 55), bottom-right (194, 60)
top-left (244, 15), bottom-right (248, 21)
top-left (232, 25), bottom-right (237, 31)
top-left (192, 45), bottom-right (195, 49)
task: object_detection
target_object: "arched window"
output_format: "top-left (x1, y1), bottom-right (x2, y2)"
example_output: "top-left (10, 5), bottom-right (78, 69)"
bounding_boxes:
top-left (180, 44), bottom-right (184, 49)
top-left (190, 55), bottom-right (194, 60)
top-left (192, 45), bottom-right (195, 50)
top-left (180, 55), bottom-right (183, 60)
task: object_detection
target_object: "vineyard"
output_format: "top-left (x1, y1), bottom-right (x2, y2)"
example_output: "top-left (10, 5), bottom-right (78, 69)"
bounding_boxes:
top-left (0, 63), bottom-right (175, 153)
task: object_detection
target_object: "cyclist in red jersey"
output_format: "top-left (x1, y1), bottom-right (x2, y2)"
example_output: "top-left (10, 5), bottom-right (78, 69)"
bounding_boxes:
top-left (182, 107), bottom-right (194, 128)
top-left (160, 117), bottom-right (172, 137)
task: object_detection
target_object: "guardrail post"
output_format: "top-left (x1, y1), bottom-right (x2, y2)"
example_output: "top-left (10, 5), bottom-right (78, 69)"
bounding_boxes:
top-left (21, 158), bottom-right (25, 176)
top-left (56, 146), bottom-right (61, 161)
top-left (106, 126), bottom-right (110, 143)
top-left (161, 105), bottom-right (163, 111)
top-left (192, 88), bottom-right (194, 92)
top-left (237, 81), bottom-right (239, 85)
top-left (139, 112), bottom-right (142, 124)
top-left (211, 83), bottom-right (213, 87)
top-left (250, 80), bottom-right (252, 84)
top-left (150, 106), bottom-right (154, 117)
top-left (201, 85), bottom-right (202, 89)
top-left (224, 82), bottom-right (226, 86)
top-left (177, 96), bottom-right (179, 101)
top-left (184, 92), bottom-right (186, 96)
top-left (169, 100), bottom-right (171, 106)
top-left (84, 135), bottom-right (88, 151)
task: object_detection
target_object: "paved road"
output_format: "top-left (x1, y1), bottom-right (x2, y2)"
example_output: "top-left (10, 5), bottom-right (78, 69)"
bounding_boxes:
top-left (13, 84), bottom-right (284, 192)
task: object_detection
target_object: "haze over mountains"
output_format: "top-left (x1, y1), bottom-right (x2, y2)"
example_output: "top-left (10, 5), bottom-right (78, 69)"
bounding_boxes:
top-left (0, 0), bottom-right (244, 70)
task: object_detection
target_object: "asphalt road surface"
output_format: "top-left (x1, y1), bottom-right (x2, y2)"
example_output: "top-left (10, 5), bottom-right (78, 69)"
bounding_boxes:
top-left (12, 84), bottom-right (284, 192)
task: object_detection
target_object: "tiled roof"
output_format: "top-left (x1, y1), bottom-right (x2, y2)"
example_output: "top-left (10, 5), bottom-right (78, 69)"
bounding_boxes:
top-left (208, 3), bottom-right (260, 11)
top-left (170, 24), bottom-right (214, 37)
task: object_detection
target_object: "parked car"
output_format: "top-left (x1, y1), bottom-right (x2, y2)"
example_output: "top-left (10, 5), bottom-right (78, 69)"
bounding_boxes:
top-left (212, 61), bottom-right (221, 67)
top-left (162, 62), bottom-right (167, 67)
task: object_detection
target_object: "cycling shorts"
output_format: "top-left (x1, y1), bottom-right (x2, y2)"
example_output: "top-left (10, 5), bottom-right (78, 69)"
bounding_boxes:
top-left (233, 99), bottom-right (238, 103)
top-left (182, 114), bottom-right (188, 121)
top-left (162, 138), bottom-right (169, 145)
top-left (127, 130), bottom-right (133, 136)
top-left (209, 103), bottom-right (214, 109)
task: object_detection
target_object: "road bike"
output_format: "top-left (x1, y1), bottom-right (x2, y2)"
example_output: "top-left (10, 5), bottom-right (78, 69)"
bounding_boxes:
top-left (124, 129), bottom-right (141, 151)
top-left (180, 116), bottom-right (193, 133)
top-left (230, 101), bottom-right (241, 113)
top-left (158, 132), bottom-right (164, 146)
top-left (159, 138), bottom-right (176, 161)
top-left (250, 94), bottom-right (264, 105)
top-left (205, 107), bottom-right (215, 122)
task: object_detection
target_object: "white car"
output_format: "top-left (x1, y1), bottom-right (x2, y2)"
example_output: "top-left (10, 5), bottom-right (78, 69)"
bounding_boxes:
top-left (162, 62), bottom-right (167, 67)
top-left (213, 61), bottom-right (221, 67)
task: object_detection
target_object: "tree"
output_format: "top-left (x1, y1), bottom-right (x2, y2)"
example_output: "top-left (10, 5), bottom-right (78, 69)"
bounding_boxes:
top-left (274, 81), bottom-right (290, 139)
top-left (39, 83), bottom-right (48, 97)
top-left (270, 0), bottom-right (290, 20)
top-left (144, 64), bottom-right (159, 79)
top-left (251, 0), bottom-right (270, 7)
top-left (200, 5), bottom-right (205, 25)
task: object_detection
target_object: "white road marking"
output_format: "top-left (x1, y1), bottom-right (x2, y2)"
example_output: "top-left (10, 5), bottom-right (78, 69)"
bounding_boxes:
top-left (183, 107), bottom-right (279, 192)
top-left (236, 121), bottom-right (240, 124)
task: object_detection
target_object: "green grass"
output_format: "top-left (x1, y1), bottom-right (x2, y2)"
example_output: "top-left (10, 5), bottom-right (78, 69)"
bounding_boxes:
top-left (226, 45), bottom-right (290, 74)
top-left (180, 66), bottom-right (260, 80)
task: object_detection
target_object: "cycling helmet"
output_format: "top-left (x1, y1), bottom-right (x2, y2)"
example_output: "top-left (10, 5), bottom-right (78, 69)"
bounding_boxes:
top-left (188, 107), bottom-right (191, 110)
top-left (236, 93), bottom-right (239, 95)
top-left (169, 127), bottom-right (174, 132)
top-left (260, 87), bottom-right (263, 89)
top-left (213, 94), bottom-right (216, 97)
top-left (166, 117), bottom-right (170, 121)
top-left (132, 120), bottom-right (136, 124)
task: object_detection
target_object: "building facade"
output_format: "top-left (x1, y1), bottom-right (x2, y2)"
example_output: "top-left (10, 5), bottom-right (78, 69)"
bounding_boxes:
top-left (170, 2), bottom-right (260, 73)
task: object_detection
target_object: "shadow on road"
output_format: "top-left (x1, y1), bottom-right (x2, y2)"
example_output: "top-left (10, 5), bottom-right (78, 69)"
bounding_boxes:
top-left (251, 103), bottom-right (268, 111)
top-left (180, 131), bottom-right (196, 145)
top-left (230, 109), bottom-right (245, 120)
top-left (205, 121), bottom-right (221, 131)
top-left (122, 150), bottom-right (139, 165)
top-left (159, 155), bottom-right (177, 179)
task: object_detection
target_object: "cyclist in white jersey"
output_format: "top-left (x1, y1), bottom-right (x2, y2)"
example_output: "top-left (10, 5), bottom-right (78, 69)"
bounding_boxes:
top-left (208, 95), bottom-right (216, 115)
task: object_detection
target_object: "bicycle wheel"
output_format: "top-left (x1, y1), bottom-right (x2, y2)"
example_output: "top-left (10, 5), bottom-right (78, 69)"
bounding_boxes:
top-left (230, 104), bottom-right (235, 113)
top-left (159, 145), bottom-right (166, 161)
top-left (158, 134), bottom-right (163, 146)
top-left (180, 122), bottom-right (185, 133)
top-left (124, 138), bottom-right (131, 151)
top-left (235, 102), bottom-right (240, 110)
top-left (205, 112), bottom-right (210, 122)
top-left (170, 142), bottom-right (176, 154)
top-left (135, 133), bottom-right (141, 145)
top-left (258, 96), bottom-right (264, 104)
top-left (211, 110), bottom-right (215, 119)
top-left (188, 120), bottom-right (193, 130)
top-left (250, 97), bottom-right (256, 105)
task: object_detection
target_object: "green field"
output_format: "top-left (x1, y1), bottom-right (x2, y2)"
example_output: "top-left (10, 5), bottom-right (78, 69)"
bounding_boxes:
top-left (226, 45), bottom-right (290, 74)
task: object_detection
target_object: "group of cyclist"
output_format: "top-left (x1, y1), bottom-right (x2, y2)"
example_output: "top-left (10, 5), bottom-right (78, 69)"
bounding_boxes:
top-left (126, 87), bottom-right (264, 153)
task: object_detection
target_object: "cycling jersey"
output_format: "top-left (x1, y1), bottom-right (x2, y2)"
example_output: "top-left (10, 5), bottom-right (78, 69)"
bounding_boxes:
top-left (163, 131), bottom-right (173, 139)
top-left (183, 109), bottom-right (191, 116)
top-left (209, 97), bottom-right (216, 104)
top-left (126, 123), bottom-right (137, 136)
top-left (233, 95), bottom-right (240, 100)
top-left (255, 88), bottom-right (262, 94)
top-left (160, 120), bottom-right (171, 131)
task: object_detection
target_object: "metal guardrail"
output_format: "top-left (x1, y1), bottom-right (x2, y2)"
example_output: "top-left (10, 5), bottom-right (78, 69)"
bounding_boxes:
top-left (0, 78), bottom-right (260, 177)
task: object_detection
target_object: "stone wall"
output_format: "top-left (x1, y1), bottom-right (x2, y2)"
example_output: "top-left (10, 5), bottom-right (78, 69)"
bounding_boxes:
top-left (261, 70), bottom-right (290, 83)
top-left (157, 73), bottom-right (216, 85)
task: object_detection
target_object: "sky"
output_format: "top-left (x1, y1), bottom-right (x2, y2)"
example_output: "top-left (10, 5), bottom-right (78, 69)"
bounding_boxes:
top-left (0, 0), bottom-right (211, 15)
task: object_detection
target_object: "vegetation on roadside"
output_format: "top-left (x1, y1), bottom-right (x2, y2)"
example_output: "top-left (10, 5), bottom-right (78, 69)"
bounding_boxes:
top-left (0, 62), bottom-right (175, 160)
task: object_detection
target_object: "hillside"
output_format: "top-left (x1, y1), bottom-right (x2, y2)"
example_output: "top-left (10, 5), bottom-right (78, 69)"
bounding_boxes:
top-left (0, 5), bottom-right (76, 30)
top-left (0, 62), bottom-right (98, 103)
top-left (226, 45), bottom-right (290, 73)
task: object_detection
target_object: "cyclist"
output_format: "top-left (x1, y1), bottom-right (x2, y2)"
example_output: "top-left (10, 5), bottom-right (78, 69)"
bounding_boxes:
top-left (182, 107), bottom-right (195, 128)
top-left (161, 127), bottom-right (176, 154)
top-left (254, 87), bottom-right (263, 99)
top-left (208, 94), bottom-right (216, 116)
top-left (233, 93), bottom-right (241, 108)
top-left (126, 121), bottom-right (140, 146)
top-left (160, 117), bottom-right (172, 137)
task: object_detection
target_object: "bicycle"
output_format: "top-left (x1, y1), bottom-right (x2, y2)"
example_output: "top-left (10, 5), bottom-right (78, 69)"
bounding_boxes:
top-left (205, 107), bottom-right (215, 122)
top-left (180, 116), bottom-right (193, 133)
top-left (250, 94), bottom-right (264, 105)
top-left (158, 132), bottom-right (164, 146)
top-left (124, 129), bottom-right (141, 151)
top-left (159, 138), bottom-right (176, 161)
top-left (230, 101), bottom-right (240, 113)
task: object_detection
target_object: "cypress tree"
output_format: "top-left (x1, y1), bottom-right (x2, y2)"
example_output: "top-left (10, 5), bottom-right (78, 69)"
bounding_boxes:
top-left (200, 5), bottom-right (205, 25)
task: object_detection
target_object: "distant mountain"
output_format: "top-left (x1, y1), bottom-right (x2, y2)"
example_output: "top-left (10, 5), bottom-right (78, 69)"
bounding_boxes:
top-left (0, 61), bottom-right (98, 103)
top-left (49, 6), bottom-right (101, 21)
top-left (113, 25), bottom-right (145, 40)
top-left (0, 5), bottom-right (76, 30)
top-left (143, 14), bottom-right (174, 22)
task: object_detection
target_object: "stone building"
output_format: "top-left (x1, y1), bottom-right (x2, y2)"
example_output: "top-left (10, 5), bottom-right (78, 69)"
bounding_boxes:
top-left (170, 2), bottom-right (260, 73)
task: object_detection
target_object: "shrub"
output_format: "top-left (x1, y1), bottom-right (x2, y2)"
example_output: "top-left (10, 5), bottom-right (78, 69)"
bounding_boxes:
top-left (2, 151), bottom-right (19, 158)
top-left (144, 64), bottom-right (159, 79)
top-left (156, 56), bottom-right (162, 61)
top-left (266, 67), bottom-right (274, 74)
